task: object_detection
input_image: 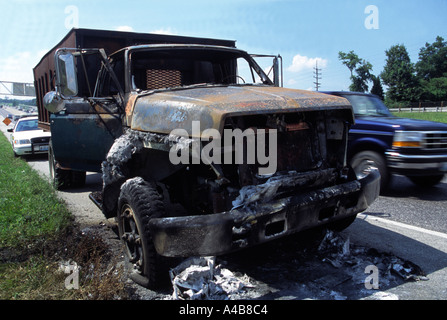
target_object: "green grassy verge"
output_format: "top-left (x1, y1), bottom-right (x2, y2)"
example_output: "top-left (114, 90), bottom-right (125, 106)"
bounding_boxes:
top-left (0, 133), bottom-right (127, 299)
top-left (0, 133), bottom-right (72, 247)
top-left (393, 112), bottom-right (447, 124)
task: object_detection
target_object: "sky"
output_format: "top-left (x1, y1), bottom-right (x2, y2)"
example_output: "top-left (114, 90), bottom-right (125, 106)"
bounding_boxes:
top-left (1, 0), bottom-right (446, 96)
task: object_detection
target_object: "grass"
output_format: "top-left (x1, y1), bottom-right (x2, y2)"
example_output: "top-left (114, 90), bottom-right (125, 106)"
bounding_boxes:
top-left (0, 257), bottom-right (70, 300)
top-left (392, 112), bottom-right (447, 124)
top-left (0, 132), bottom-right (128, 300)
top-left (0, 234), bottom-right (128, 300)
top-left (0, 134), bottom-right (72, 247)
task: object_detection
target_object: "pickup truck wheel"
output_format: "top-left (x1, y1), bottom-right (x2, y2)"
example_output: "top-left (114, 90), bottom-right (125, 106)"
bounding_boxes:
top-left (48, 142), bottom-right (72, 190)
top-left (350, 150), bottom-right (389, 192)
top-left (408, 174), bottom-right (444, 187)
top-left (117, 177), bottom-right (168, 288)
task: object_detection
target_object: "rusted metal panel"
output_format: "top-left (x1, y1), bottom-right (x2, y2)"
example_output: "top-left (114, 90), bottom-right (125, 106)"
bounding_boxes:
top-left (33, 28), bottom-right (236, 129)
top-left (131, 86), bottom-right (353, 136)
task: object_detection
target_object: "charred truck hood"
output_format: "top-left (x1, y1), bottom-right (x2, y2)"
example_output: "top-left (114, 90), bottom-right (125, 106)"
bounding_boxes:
top-left (130, 86), bottom-right (354, 135)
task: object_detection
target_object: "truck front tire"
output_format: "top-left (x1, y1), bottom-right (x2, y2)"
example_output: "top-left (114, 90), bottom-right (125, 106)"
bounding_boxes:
top-left (117, 177), bottom-right (168, 288)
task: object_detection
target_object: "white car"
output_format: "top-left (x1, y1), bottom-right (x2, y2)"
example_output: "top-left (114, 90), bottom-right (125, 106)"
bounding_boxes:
top-left (7, 116), bottom-right (51, 157)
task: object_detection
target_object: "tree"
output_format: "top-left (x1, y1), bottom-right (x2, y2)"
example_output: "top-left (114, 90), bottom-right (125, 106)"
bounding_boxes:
top-left (416, 36), bottom-right (447, 80)
top-left (352, 60), bottom-right (373, 92)
top-left (415, 36), bottom-right (447, 101)
top-left (371, 75), bottom-right (384, 100)
top-left (338, 51), bottom-right (373, 92)
top-left (419, 77), bottom-right (447, 101)
top-left (380, 44), bottom-right (420, 102)
top-left (338, 50), bottom-right (361, 78)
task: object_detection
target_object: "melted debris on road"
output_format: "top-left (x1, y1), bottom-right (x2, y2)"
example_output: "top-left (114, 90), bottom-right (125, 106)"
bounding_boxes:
top-left (162, 229), bottom-right (427, 300)
top-left (170, 256), bottom-right (254, 300)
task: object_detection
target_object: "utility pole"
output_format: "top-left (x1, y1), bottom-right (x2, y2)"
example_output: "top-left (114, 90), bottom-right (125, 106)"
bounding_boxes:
top-left (313, 61), bottom-right (322, 91)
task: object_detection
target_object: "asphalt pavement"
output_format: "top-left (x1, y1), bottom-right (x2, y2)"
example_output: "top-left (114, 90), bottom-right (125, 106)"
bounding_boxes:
top-left (368, 174), bottom-right (447, 234)
top-left (344, 213), bottom-right (447, 299)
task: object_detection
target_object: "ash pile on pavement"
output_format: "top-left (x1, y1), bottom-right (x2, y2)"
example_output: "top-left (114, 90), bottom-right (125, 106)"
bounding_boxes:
top-left (163, 229), bottom-right (427, 300)
top-left (169, 256), bottom-right (254, 300)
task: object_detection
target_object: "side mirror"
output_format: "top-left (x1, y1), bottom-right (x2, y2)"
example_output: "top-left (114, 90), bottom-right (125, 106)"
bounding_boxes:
top-left (7, 128), bottom-right (13, 133)
top-left (43, 90), bottom-right (64, 113)
top-left (55, 49), bottom-right (78, 98)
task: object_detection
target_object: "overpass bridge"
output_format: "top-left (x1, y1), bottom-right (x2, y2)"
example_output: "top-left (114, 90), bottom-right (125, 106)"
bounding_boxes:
top-left (0, 81), bottom-right (35, 97)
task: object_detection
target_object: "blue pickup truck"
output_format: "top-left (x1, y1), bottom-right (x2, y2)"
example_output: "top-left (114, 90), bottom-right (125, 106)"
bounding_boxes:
top-left (324, 91), bottom-right (447, 191)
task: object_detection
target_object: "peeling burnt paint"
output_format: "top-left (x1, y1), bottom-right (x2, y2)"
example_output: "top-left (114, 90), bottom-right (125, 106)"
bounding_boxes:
top-left (131, 86), bottom-right (353, 136)
top-left (102, 130), bottom-right (144, 186)
top-left (101, 128), bottom-right (197, 186)
top-left (101, 128), bottom-right (196, 218)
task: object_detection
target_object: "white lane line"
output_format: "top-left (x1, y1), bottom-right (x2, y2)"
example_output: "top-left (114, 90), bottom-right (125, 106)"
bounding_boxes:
top-left (358, 213), bottom-right (447, 240)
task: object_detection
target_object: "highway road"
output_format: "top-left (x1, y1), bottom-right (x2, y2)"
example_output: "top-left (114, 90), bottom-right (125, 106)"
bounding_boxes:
top-left (1, 111), bottom-right (447, 300)
top-left (369, 175), bottom-right (447, 234)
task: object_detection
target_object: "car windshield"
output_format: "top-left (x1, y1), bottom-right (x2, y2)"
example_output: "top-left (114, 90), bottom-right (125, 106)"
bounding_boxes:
top-left (343, 95), bottom-right (392, 117)
top-left (129, 47), bottom-right (272, 91)
top-left (15, 119), bottom-right (38, 132)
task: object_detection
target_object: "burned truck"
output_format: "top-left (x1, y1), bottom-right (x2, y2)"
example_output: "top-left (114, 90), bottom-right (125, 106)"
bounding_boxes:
top-left (35, 28), bottom-right (380, 288)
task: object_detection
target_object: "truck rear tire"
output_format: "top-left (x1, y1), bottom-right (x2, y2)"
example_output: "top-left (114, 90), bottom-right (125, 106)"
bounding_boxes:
top-left (49, 142), bottom-right (71, 190)
top-left (117, 177), bottom-right (168, 288)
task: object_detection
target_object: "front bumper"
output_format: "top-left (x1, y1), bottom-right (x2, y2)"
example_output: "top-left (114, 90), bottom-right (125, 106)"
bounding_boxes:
top-left (385, 151), bottom-right (447, 176)
top-left (149, 169), bottom-right (380, 257)
top-left (13, 143), bottom-right (49, 156)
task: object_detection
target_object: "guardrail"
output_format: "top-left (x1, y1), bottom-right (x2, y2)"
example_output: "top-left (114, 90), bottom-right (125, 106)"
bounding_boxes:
top-left (390, 101), bottom-right (446, 113)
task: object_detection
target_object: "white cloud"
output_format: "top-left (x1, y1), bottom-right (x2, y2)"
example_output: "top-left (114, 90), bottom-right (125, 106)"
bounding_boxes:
top-left (0, 50), bottom-right (48, 83)
top-left (115, 26), bottom-right (134, 32)
top-left (115, 26), bottom-right (177, 35)
top-left (287, 54), bottom-right (328, 73)
top-left (150, 28), bottom-right (177, 35)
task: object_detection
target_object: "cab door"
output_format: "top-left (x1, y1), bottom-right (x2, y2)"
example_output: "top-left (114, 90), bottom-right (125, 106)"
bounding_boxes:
top-left (49, 49), bottom-right (125, 173)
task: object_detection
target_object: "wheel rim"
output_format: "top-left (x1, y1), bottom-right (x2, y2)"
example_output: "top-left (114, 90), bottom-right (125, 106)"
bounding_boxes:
top-left (353, 159), bottom-right (377, 179)
top-left (120, 204), bottom-right (144, 274)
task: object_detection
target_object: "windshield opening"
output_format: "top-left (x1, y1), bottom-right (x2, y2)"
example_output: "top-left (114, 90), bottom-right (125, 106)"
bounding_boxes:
top-left (344, 95), bottom-right (392, 117)
top-left (130, 48), bottom-right (271, 91)
top-left (16, 119), bottom-right (39, 132)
